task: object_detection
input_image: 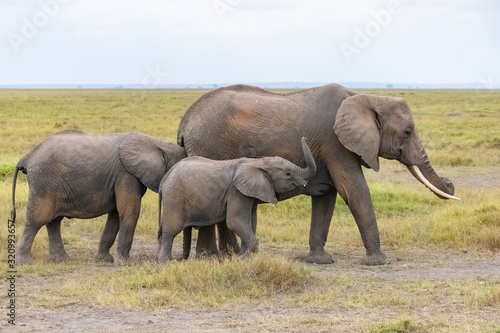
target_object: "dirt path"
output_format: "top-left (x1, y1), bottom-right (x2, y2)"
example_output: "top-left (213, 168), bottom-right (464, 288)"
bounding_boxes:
top-left (3, 248), bottom-right (499, 333)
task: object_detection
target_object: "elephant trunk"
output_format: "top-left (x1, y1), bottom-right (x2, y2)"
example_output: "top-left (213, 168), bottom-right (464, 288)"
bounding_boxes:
top-left (300, 137), bottom-right (317, 180)
top-left (401, 133), bottom-right (459, 200)
top-left (406, 160), bottom-right (460, 200)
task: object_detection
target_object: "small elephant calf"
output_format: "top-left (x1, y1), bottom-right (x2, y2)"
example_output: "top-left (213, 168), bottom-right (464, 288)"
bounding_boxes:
top-left (12, 130), bottom-right (186, 263)
top-left (157, 137), bottom-right (317, 262)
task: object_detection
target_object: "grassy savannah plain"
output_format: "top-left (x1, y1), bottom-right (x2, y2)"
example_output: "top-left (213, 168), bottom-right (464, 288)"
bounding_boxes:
top-left (1, 88), bottom-right (499, 332)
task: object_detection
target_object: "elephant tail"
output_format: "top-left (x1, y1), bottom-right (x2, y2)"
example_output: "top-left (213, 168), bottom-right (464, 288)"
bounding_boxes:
top-left (10, 166), bottom-right (21, 225)
top-left (182, 227), bottom-right (192, 260)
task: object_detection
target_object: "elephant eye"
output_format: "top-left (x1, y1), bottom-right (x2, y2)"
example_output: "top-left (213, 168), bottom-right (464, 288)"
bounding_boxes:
top-left (286, 171), bottom-right (292, 177)
top-left (404, 128), bottom-right (411, 137)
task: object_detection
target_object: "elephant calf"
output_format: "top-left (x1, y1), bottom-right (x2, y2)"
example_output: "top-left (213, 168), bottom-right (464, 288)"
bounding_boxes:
top-left (12, 130), bottom-right (186, 264)
top-left (157, 137), bottom-right (316, 263)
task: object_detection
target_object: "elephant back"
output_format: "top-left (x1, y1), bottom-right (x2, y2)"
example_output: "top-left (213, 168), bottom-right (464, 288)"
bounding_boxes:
top-left (177, 83), bottom-right (354, 166)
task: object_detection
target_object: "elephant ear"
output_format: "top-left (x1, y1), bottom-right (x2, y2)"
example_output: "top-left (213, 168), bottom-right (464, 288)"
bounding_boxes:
top-left (119, 132), bottom-right (185, 193)
top-left (333, 95), bottom-right (381, 172)
top-left (233, 161), bottom-right (278, 204)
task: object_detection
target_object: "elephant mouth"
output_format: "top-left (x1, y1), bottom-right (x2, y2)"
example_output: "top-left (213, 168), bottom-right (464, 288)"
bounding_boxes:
top-left (287, 182), bottom-right (308, 191)
top-left (407, 165), bottom-right (460, 200)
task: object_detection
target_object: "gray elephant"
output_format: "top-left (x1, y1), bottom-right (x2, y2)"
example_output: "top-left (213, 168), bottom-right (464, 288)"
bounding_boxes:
top-left (157, 137), bottom-right (316, 263)
top-left (177, 84), bottom-right (459, 265)
top-left (11, 130), bottom-right (186, 264)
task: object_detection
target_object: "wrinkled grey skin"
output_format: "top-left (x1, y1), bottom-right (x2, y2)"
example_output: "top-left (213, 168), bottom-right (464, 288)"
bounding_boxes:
top-left (12, 130), bottom-right (186, 264)
top-left (177, 84), bottom-right (456, 265)
top-left (157, 138), bottom-right (316, 263)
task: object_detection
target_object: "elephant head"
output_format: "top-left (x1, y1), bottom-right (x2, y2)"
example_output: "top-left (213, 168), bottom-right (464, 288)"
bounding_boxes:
top-left (234, 137), bottom-right (317, 204)
top-left (118, 132), bottom-right (187, 192)
top-left (334, 95), bottom-right (459, 200)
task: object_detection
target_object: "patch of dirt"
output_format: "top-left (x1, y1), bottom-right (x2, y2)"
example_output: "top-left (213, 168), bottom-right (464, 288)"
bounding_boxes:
top-left (314, 247), bottom-right (500, 280)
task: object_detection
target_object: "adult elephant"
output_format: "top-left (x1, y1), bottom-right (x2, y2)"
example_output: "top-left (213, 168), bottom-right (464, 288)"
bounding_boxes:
top-left (177, 84), bottom-right (459, 265)
top-left (12, 130), bottom-right (186, 264)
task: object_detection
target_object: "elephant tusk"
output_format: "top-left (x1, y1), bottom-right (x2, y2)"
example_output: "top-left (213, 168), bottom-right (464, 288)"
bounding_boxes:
top-left (409, 165), bottom-right (461, 200)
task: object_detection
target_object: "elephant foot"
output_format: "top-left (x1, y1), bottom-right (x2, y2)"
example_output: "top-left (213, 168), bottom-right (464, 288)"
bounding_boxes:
top-left (361, 251), bottom-right (390, 266)
top-left (16, 253), bottom-right (34, 265)
top-left (220, 244), bottom-right (240, 257)
top-left (95, 252), bottom-right (114, 263)
top-left (220, 249), bottom-right (239, 257)
top-left (115, 254), bottom-right (132, 265)
top-left (50, 253), bottom-right (70, 263)
top-left (304, 249), bottom-right (334, 264)
top-left (195, 249), bottom-right (220, 259)
top-left (156, 254), bottom-right (174, 264)
top-left (237, 252), bottom-right (252, 260)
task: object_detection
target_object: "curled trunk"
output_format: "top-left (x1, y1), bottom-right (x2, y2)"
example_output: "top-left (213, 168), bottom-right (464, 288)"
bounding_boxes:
top-left (402, 132), bottom-right (459, 200)
top-left (406, 160), bottom-right (459, 200)
top-left (300, 137), bottom-right (317, 179)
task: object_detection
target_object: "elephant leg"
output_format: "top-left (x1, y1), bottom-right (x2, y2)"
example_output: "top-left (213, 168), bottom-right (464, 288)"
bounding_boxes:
top-left (158, 232), bottom-right (176, 263)
top-left (197, 221), bottom-right (241, 257)
top-left (46, 217), bottom-right (70, 262)
top-left (15, 218), bottom-right (42, 264)
top-left (226, 196), bottom-right (259, 256)
top-left (158, 208), bottom-right (184, 263)
top-left (95, 210), bottom-right (119, 262)
top-left (251, 201), bottom-right (258, 234)
top-left (115, 178), bottom-right (145, 262)
top-left (182, 226), bottom-right (192, 260)
top-left (236, 202), bottom-right (257, 255)
top-left (16, 196), bottom-right (56, 264)
top-left (304, 190), bottom-right (337, 264)
top-left (116, 202), bottom-right (141, 262)
top-left (217, 220), bottom-right (241, 256)
top-left (335, 171), bottom-right (388, 265)
top-left (196, 225), bottom-right (220, 258)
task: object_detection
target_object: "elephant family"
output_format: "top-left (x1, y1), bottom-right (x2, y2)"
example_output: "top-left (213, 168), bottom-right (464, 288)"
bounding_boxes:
top-left (12, 130), bottom-right (186, 264)
top-left (177, 84), bottom-right (459, 265)
top-left (157, 137), bottom-right (316, 263)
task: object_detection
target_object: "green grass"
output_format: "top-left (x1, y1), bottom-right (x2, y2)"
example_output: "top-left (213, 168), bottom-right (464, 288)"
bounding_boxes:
top-left (1, 89), bottom-right (499, 331)
top-left (366, 316), bottom-right (425, 333)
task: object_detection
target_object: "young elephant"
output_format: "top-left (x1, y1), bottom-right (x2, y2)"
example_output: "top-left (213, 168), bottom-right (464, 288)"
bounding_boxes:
top-left (12, 130), bottom-right (186, 264)
top-left (157, 137), bottom-right (316, 263)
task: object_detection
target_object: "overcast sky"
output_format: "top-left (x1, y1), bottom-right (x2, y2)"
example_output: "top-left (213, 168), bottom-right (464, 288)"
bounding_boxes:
top-left (1, 0), bottom-right (499, 85)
